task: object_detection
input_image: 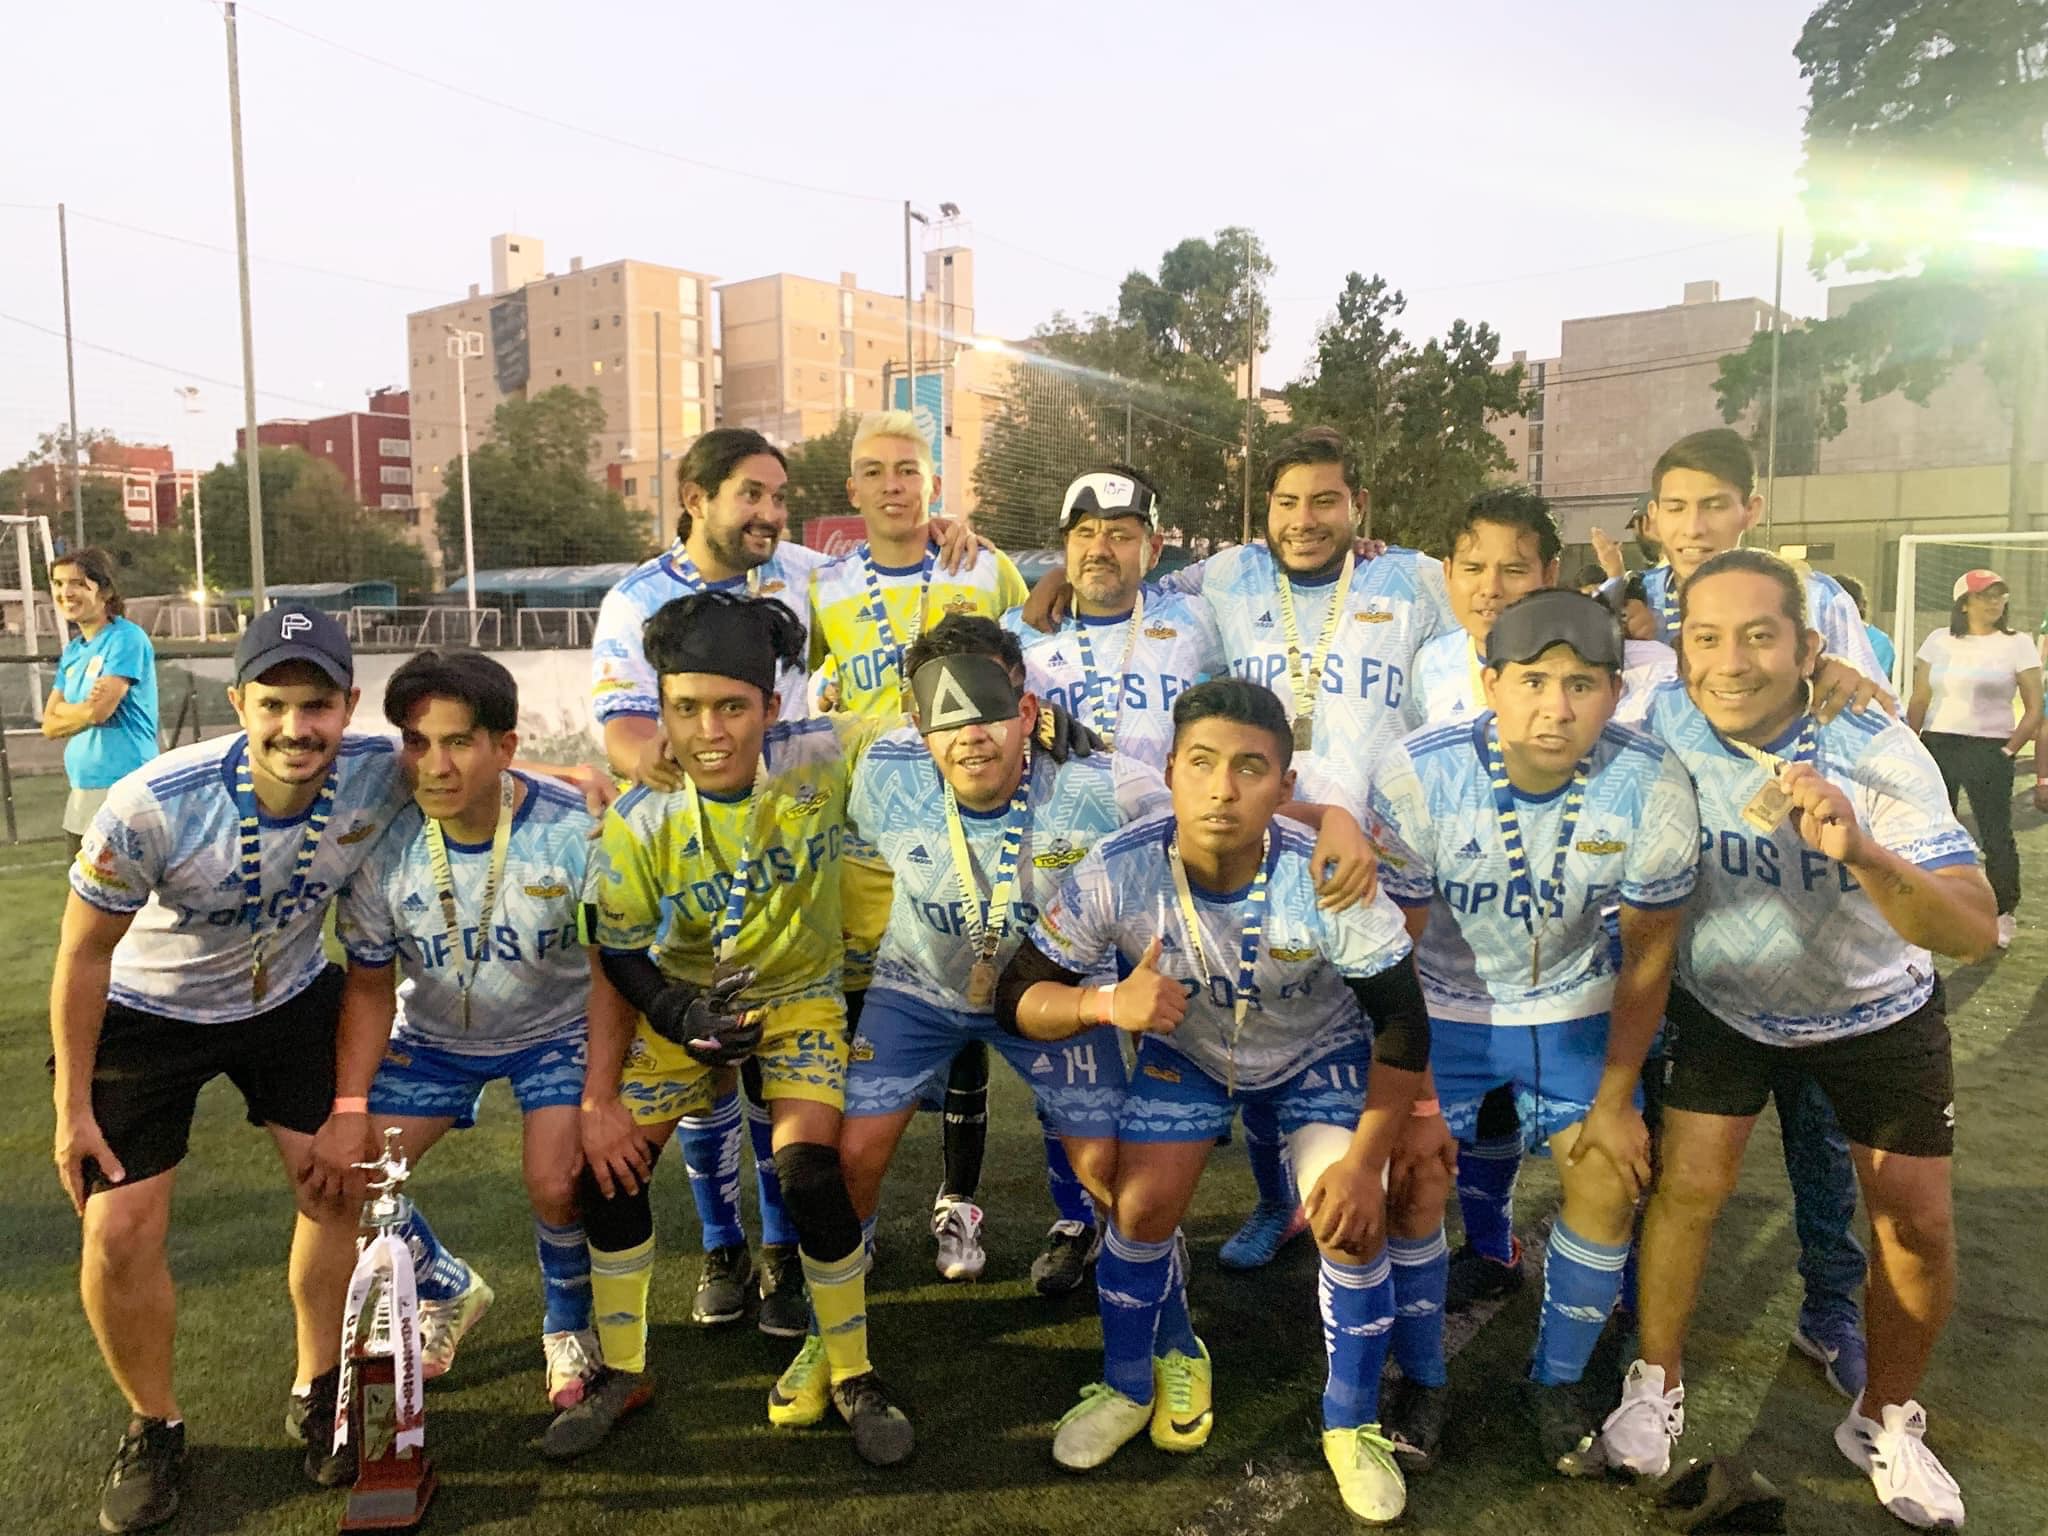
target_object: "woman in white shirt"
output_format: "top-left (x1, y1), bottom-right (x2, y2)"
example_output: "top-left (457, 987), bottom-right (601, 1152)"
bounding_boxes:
top-left (1908, 569), bottom-right (2044, 948)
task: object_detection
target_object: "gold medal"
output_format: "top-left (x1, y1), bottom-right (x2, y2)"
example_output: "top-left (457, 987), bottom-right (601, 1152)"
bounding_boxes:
top-left (1741, 778), bottom-right (1793, 835)
top-left (1530, 935), bottom-right (1541, 988)
top-left (966, 958), bottom-right (997, 1011)
top-left (252, 959), bottom-right (268, 1004)
top-left (1292, 713), bottom-right (1315, 752)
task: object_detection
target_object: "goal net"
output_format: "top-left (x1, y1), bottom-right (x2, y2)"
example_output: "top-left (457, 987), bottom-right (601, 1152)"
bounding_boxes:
top-left (1891, 531), bottom-right (2048, 754)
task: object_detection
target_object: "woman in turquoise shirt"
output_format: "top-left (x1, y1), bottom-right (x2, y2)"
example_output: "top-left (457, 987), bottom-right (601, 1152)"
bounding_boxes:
top-left (42, 547), bottom-right (159, 857)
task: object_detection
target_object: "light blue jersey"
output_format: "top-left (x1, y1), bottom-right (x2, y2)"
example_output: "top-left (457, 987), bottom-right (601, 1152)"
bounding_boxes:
top-left (55, 616), bottom-right (159, 789)
top-left (848, 731), bottom-right (1169, 1015)
top-left (338, 773), bottom-right (596, 1053)
top-left (1634, 564), bottom-right (1885, 683)
top-left (1641, 684), bottom-right (1978, 1044)
top-left (591, 541), bottom-right (827, 732)
top-left (73, 734), bottom-right (408, 1024)
top-left (1017, 590), bottom-right (1223, 770)
top-left (1164, 545), bottom-right (1454, 819)
top-left (1370, 714), bottom-right (1700, 1026)
top-left (1413, 629), bottom-right (1677, 729)
top-left (1030, 810), bottom-right (1413, 1090)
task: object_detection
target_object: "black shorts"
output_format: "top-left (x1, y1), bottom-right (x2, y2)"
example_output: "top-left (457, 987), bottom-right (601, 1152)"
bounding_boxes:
top-left (84, 965), bottom-right (344, 1195)
top-left (1662, 984), bottom-right (1954, 1157)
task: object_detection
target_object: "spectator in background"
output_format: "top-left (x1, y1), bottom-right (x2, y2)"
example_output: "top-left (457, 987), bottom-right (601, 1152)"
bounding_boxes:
top-left (1835, 573), bottom-right (1896, 680)
top-left (1619, 573), bottom-right (1659, 643)
top-left (1907, 569), bottom-right (2043, 950)
top-left (42, 548), bottom-right (159, 859)
top-left (1574, 562), bottom-right (1609, 595)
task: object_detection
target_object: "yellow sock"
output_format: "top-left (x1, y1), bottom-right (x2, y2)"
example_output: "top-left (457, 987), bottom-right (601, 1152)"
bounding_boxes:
top-left (801, 1248), bottom-right (872, 1383)
top-left (589, 1237), bottom-right (654, 1376)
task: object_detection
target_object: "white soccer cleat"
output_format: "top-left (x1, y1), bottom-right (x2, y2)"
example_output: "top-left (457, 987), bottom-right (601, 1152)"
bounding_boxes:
top-left (932, 1194), bottom-right (987, 1281)
top-left (543, 1327), bottom-right (601, 1409)
top-left (1836, 1396), bottom-right (1965, 1530)
top-left (1052, 1383), bottom-right (1152, 1471)
top-left (1597, 1359), bottom-right (1684, 1478)
top-left (419, 1269), bottom-right (493, 1380)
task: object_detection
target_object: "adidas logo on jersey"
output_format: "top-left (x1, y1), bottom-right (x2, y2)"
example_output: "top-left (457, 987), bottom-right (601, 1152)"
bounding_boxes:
top-left (1457, 838), bottom-right (1482, 857)
top-left (1157, 932), bottom-right (1180, 952)
top-left (1301, 1068), bottom-right (1325, 1089)
top-left (1030, 1054), bottom-right (1054, 1076)
top-left (678, 835), bottom-right (702, 858)
top-left (1256, 610), bottom-right (1274, 627)
top-left (907, 844), bottom-right (932, 866)
top-left (401, 892), bottom-right (429, 914)
top-left (215, 871), bottom-right (243, 892)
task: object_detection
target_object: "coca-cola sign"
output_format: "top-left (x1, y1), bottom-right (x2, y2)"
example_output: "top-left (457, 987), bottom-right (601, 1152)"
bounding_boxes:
top-left (802, 516), bottom-right (869, 557)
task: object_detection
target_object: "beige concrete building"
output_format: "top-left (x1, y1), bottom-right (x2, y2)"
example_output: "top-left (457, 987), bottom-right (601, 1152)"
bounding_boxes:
top-left (406, 234), bottom-right (718, 569)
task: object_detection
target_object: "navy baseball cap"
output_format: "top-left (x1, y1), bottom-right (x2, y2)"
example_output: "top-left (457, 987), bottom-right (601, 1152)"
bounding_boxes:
top-left (235, 603), bottom-right (354, 688)
top-left (1485, 589), bottom-right (1625, 671)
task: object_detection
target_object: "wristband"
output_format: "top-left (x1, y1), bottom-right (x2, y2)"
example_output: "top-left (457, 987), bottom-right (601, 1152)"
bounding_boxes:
top-left (1410, 1097), bottom-right (1442, 1119)
top-left (331, 1096), bottom-right (368, 1116)
top-left (1096, 984), bottom-right (1117, 1026)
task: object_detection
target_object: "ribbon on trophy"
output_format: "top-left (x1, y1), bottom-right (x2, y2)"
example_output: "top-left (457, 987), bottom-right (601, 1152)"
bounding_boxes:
top-left (332, 1229), bottom-right (426, 1458)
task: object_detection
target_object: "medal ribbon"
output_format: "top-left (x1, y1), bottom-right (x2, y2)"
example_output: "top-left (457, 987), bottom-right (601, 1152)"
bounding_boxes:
top-left (1070, 592), bottom-right (1144, 749)
top-left (420, 773), bottom-right (517, 1029)
top-left (685, 757), bottom-right (774, 966)
top-left (671, 550), bottom-right (761, 596)
top-left (233, 746), bottom-right (338, 1004)
top-left (941, 745), bottom-right (1033, 967)
top-left (859, 544), bottom-right (936, 682)
top-left (1482, 716), bottom-right (1590, 986)
top-left (1274, 550), bottom-right (1354, 746)
top-left (1723, 716), bottom-right (1820, 782)
top-left (1166, 827), bottom-right (1275, 1095)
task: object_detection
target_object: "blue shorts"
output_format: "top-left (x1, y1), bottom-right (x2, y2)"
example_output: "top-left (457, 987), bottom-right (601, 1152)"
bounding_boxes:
top-left (1430, 1014), bottom-right (1618, 1153)
top-left (845, 987), bottom-right (1125, 1138)
top-left (1118, 1036), bottom-right (1372, 1144)
top-left (368, 1032), bottom-right (588, 1129)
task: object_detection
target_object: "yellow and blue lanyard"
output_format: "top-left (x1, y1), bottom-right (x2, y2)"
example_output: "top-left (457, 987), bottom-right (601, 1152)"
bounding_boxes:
top-left (1482, 717), bottom-right (1589, 987)
top-left (1166, 827), bottom-right (1275, 1096)
top-left (685, 760), bottom-right (772, 967)
top-left (1070, 595), bottom-right (1144, 751)
top-left (858, 545), bottom-right (935, 688)
top-left (940, 747), bottom-right (1032, 973)
top-left (233, 749), bottom-right (337, 1004)
top-left (420, 773), bottom-right (516, 1030)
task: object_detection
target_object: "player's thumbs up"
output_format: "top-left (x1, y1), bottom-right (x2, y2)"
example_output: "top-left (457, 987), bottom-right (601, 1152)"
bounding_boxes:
top-left (1109, 934), bottom-right (1185, 1035)
top-left (1135, 936), bottom-right (1164, 972)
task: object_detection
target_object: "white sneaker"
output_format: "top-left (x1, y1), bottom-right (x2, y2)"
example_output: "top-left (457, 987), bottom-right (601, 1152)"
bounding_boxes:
top-left (1836, 1396), bottom-right (1965, 1530)
top-left (932, 1194), bottom-right (986, 1281)
top-left (543, 1328), bottom-right (601, 1409)
top-left (1052, 1383), bottom-right (1152, 1470)
top-left (1996, 913), bottom-right (2016, 949)
top-left (419, 1268), bottom-right (494, 1379)
top-left (1597, 1359), bottom-right (1684, 1477)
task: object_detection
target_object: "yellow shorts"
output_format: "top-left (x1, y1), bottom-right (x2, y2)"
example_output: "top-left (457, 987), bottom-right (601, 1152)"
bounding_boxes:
top-left (840, 848), bottom-right (892, 994)
top-left (618, 993), bottom-right (849, 1126)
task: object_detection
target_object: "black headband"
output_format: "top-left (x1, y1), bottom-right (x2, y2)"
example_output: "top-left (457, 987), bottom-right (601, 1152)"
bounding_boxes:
top-left (909, 653), bottom-right (1020, 733)
top-left (1485, 589), bottom-right (1625, 671)
top-left (660, 604), bottom-right (781, 696)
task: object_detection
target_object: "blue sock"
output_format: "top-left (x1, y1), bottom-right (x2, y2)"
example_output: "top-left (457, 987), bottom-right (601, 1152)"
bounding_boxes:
top-left (1456, 1135), bottom-right (1521, 1264)
top-left (533, 1217), bottom-right (592, 1334)
top-left (1319, 1251), bottom-right (1396, 1430)
top-left (747, 1094), bottom-right (798, 1247)
top-left (1241, 1099), bottom-right (1294, 1209)
top-left (396, 1207), bottom-right (470, 1301)
top-left (861, 1214), bottom-right (878, 1270)
top-left (1042, 1126), bottom-right (1095, 1227)
top-left (1097, 1221), bottom-right (1174, 1404)
top-left (1530, 1219), bottom-right (1630, 1386)
top-left (1387, 1227), bottom-right (1450, 1388)
top-left (677, 1093), bottom-right (746, 1253)
top-left (1153, 1230), bottom-right (1199, 1359)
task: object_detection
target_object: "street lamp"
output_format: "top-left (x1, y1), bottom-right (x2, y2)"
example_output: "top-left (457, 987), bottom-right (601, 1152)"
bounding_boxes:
top-left (173, 386), bottom-right (207, 640)
top-left (444, 325), bottom-right (485, 643)
top-left (903, 202), bottom-right (930, 405)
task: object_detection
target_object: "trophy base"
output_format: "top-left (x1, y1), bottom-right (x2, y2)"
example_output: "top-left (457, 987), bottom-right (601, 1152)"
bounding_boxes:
top-left (339, 1458), bottom-right (436, 1531)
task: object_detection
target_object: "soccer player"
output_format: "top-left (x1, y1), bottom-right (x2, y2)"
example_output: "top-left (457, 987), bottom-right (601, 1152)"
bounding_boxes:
top-left (1010, 464), bottom-right (1224, 1290)
top-left (998, 679), bottom-right (1432, 1525)
top-left (315, 650), bottom-right (609, 1417)
top-left (557, 591), bottom-right (911, 1466)
top-left (1597, 550), bottom-right (1996, 1531)
top-left (807, 410), bottom-right (1031, 1280)
top-left (51, 606), bottom-right (412, 1532)
top-left (1371, 591), bottom-right (1699, 1473)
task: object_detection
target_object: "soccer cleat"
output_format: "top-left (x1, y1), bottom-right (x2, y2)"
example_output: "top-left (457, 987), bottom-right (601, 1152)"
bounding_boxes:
top-left (757, 1243), bottom-right (810, 1339)
top-left (543, 1328), bottom-right (602, 1409)
top-left (1052, 1383), bottom-right (1153, 1471)
top-left (1793, 1313), bottom-right (1869, 1401)
top-left (286, 1368), bottom-right (356, 1489)
top-left (830, 1371), bottom-right (915, 1466)
top-left (1836, 1397), bottom-right (1965, 1530)
top-left (1996, 913), bottom-right (2015, 949)
top-left (767, 1334), bottom-right (831, 1428)
top-left (1031, 1220), bottom-right (1101, 1298)
top-left (1217, 1201), bottom-right (1308, 1270)
top-left (419, 1268), bottom-right (494, 1379)
top-left (692, 1243), bottom-right (753, 1326)
top-left (1442, 1237), bottom-right (1525, 1313)
top-left (1523, 1378), bottom-right (1601, 1477)
top-left (99, 1417), bottom-right (184, 1533)
top-left (1150, 1339), bottom-right (1214, 1452)
top-left (1322, 1424), bottom-right (1408, 1524)
top-left (1597, 1359), bottom-right (1684, 1478)
top-left (932, 1194), bottom-right (987, 1281)
top-left (1384, 1378), bottom-right (1450, 1475)
top-left (540, 1367), bottom-right (654, 1460)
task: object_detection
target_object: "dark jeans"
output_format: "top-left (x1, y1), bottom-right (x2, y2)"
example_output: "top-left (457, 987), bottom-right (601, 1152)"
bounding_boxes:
top-left (1923, 731), bottom-right (2020, 914)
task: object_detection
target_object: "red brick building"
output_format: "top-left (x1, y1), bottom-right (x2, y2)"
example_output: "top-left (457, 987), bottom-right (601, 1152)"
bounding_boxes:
top-left (22, 441), bottom-right (179, 534)
top-left (237, 387), bottom-right (412, 510)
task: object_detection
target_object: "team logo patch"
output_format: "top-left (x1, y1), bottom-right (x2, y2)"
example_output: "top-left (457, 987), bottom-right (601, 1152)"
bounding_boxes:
top-left (783, 787), bottom-right (829, 819)
top-left (1576, 838), bottom-right (1626, 855)
top-left (943, 596), bottom-right (975, 615)
top-left (524, 880), bottom-right (570, 899)
top-left (1269, 945), bottom-right (1317, 963)
top-left (1143, 623), bottom-right (1178, 640)
top-left (76, 844), bottom-right (131, 892)
top-left (336, 820), bottom-right (379, 846)
top-left (1141, 1062), bottom-right (1181, 1084)
top-left (757, 579), bottom-right (786, 596)
top-left (850, 1036), bottom-right (875, 1063)
top-left (1353, 607), bottom-right (1394, 623)
top-left (1032, 836), bottom-right (1085, 871)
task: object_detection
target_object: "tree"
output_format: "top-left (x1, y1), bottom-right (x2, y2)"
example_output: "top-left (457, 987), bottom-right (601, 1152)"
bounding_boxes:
top-left (783, 413), bottom-right (861, 532)
top-left (2, 429), bottom-right (192, 596)
top-left (1117, 227), bottom-right (1274, 371)
top-left (435, 387), bottom-right (651, 570)
top-left (197, 448), bottom-right (432, 593)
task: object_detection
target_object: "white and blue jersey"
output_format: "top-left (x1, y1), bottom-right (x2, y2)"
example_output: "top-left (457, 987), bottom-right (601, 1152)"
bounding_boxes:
top-left (1413, 629), bottom-right (1677, 729)
top-left (1162, 545), bottom-right (1454, 818)
top-left (591, 541), bottom-right (826, 732)
top-left (338, 773), bottom-right (596, 1053)
top-left (1641, 684), bottom-right (1978, 1045)
top-left (1015, 591), bottom-right (1223, 770)
top-left (73, 734), bottom-right (408, 1024)
top-left (1369, 713), bottom-right (1700, 1027)
top-left (1030, 810), bottom-right (1414, 1091)
top-left (848, 732), bottom-right (1170, 1015)
top-left (1632, 564), bottom-right (1885, 683)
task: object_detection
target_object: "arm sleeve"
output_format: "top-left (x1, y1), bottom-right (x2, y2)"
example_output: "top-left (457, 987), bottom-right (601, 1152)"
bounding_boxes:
top-left (1152, 558), bottom-right (1207, 598)
top-left (1859, 729), bottom-right (1981, 871)
top-left (1184, 597), bottom-right (1226, 679)
top-left (597, 947), bottom-right (680, 1016)
top-left (69, 779), bottom-right (167, 915)
top-left (1110, 755), bottom-right (1172, 821)
top-left (104, 622), bottom-right (151, 684)
top-left (591, 590), bottom-right (659, 726)
top-left (1344, 961), bottom-right (1431, 1074)
top-left (1621, 750), bottom-right (1701, 909)
top-left (1364, 748), bottom-right (1437, 908)
top-left (994, 552), bottom-right (1030, 612)
top-left (1412, 554), bottom-right (1456, 645)
top-left (590, 805), bottom-right (667, 950)
top-left (335, 845), bottom-right (400, 967)
top-left (1814, 580), bottom-right (1886, 681)
top-left (1025, 853), bottom-right (1119, 978)
top-left (807, 572), bottom-right (831, 673)
top-left (992, 939), bottom-right (1086, 1037)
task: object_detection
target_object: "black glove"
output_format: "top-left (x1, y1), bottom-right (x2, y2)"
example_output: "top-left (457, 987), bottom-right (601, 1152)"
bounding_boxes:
top-left (644, 966), bottom-right (761, 1065)
top-left (1035, 700), bottom-right (1104, 763)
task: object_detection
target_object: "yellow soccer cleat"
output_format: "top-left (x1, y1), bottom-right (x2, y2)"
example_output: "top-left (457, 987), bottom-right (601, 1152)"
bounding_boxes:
top-left (767, 1334), bottom-right (831, 1428)
top-left (1323, 1424), bottom-right (1408, 1525)
top-left (1150, 1339), bottom-right (1214, 1452)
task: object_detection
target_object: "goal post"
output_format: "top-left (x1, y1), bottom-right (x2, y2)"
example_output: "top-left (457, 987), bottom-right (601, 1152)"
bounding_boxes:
top-left (1889, 530), bottom-right (2048, 699)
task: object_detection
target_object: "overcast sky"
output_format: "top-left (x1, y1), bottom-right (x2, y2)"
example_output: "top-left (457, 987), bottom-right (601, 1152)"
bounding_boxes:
top-left (1, 0), bottom-right (1832, 469)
